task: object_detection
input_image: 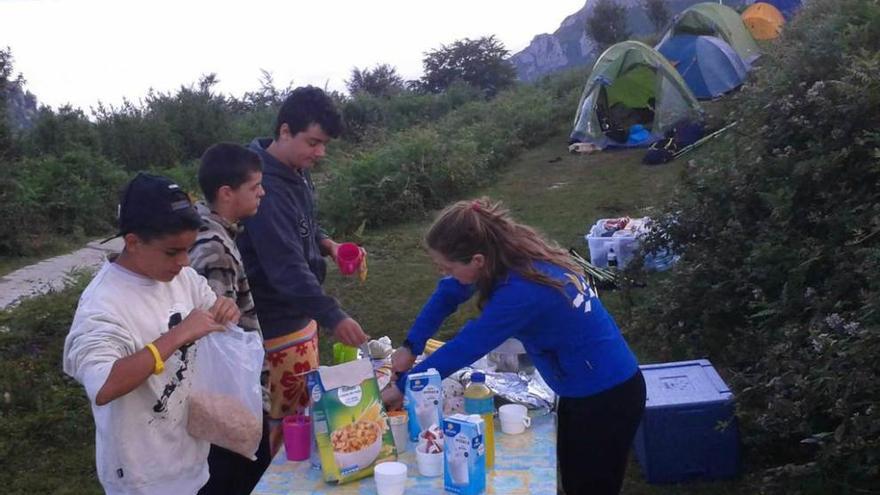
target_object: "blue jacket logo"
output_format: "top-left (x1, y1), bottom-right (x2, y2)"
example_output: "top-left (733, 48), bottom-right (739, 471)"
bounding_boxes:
top-left (565, 273), bottom-right (595, 314)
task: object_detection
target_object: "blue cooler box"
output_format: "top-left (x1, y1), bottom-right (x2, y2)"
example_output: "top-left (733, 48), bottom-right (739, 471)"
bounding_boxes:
top-left (634, 359), bottom-right (740, 483)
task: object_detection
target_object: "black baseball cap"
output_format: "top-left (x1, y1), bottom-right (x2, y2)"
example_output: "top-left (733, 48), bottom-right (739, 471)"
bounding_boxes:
top-left (102, 172), bottom-right (201, 242)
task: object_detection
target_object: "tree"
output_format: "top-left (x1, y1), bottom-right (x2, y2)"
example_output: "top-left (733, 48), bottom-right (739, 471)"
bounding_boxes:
top-left (346, 64), bottom-right (406, 97)
top-left (0, 47), bottom-right (19, 159)
top-left (23, 105), bottom-right (100, 157)
top-left (585, 0), bottom-right (631, 51)
top-left (419, 36), bottom-right (517, 96)
top-left (645, 0), bottom-right (671, 33)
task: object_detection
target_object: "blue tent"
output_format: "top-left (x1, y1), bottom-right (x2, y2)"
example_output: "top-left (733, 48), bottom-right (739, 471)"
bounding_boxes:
top-left (656, 35), bottom-right (748, 100)
top-left (763, 0), bottom-right (801, 19)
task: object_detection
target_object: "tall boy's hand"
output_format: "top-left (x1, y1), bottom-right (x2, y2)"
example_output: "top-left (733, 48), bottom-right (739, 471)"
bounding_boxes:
top-left (175, 309), bottom-right (224, 345)
top-left (332, 317), bottom-right (369, 346)
top-left (209, 296), bottom-right (240, 325)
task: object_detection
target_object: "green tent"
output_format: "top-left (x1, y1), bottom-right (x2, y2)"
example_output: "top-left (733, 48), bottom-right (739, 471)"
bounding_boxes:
top-left (570, 41), bottom-right (703, 148)
top-left (659, 2), bottom-right (761, 66)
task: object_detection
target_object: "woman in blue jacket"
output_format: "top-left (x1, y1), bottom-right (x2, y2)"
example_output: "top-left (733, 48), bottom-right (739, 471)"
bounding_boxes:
top-left (382, 198), bottom-right (646, 495)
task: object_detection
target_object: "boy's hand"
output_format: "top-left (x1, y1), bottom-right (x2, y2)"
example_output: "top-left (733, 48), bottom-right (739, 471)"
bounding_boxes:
top-left (391, 347), bottom-right (416, 374)
top-left (209, 296), bottom-right (240, 325)
top-left (175, 309), bottom-right (224, 344)
top-left (381, 383), bottom-right (404, 411)
top-left (332, 317), bottom-right (369, 346)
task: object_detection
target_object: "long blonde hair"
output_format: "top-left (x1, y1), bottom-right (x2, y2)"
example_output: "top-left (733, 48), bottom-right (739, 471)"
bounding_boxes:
top-left (425, 197), bottom-right (583, 308)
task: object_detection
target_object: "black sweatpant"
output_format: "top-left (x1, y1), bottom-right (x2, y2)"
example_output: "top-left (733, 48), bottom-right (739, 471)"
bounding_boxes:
top-left (557, 370), bottom-right (646, 495)
top-left (198, 413), bottom-right (272, 495)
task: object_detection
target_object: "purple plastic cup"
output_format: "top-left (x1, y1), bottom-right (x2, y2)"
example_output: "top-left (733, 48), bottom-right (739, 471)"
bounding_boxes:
top-left (282, 414), bottom-right (312, 461)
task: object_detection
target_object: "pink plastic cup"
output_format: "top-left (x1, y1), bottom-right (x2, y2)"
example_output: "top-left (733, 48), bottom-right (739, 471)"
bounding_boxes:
top-left (282, 414), bottom-right (312, 461)
top-left (336, 242), bottom-right (364, 276)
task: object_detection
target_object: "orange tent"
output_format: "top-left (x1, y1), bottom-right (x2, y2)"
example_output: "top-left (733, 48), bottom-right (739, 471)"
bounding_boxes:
top-left (742, 2), bottom-right (785, 40)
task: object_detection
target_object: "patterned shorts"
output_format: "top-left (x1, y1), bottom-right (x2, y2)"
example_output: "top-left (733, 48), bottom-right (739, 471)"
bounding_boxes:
top-left (264, 321), bottom-right (319, 420)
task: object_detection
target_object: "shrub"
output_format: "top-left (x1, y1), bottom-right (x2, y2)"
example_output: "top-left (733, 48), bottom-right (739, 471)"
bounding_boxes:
top-left (628, 0), bottom-right (880, 488)
top-left (0, 150), bottom-right (128, 255)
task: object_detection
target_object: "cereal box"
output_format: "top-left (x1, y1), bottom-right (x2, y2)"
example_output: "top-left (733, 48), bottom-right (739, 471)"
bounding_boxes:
top-left (442, 414), bottom-right (486, 495)
top-left (404, 368), bottom-right (443, 442)
top-left (308, 358), bottom-right (397, 484)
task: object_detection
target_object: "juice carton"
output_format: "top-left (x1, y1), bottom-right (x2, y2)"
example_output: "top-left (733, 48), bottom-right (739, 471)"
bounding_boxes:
top-left (442, 414), bottom-right (486, 495)
top-left (404, 368), bottom-right (443, 442)
top-left (308, 358), bottom-right (397, 484)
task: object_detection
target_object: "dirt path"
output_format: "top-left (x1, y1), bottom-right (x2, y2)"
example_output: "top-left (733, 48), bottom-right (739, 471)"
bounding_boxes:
top-left (0, 238), bottom-right (123, 309)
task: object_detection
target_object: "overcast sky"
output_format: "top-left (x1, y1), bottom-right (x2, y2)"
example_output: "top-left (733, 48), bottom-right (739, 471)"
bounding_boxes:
top-left (2, 0), bottom-right (585, 111)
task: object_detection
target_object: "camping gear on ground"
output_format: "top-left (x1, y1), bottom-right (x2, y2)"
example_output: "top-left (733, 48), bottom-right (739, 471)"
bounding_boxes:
top-left (569, 41), bottom-right (704, 149)
top-left (568, 248), bottom-right (618, 291)
top-left (463, 372), bottom-right (496, 469)
top-left (656, 34), bottom-right (748, 100)
top-left (764, 0), bottom-right (801, 19)
top-left (742, 2), bottom-right (785, 40)
top-left (283, 414), bottom-right (313, 461)
top-left (586, 217), bottom-right (677, 271)
top-left (634, 359), bottom-right (740, 483)
top-left (643, 120), bottom-right (706, 165)
top-left (442, 414), bottom-right (487, 495)
top-left (626, 124), bottom-right (652, 145)
top-left (307, 358), bottom-right (398, 484)
top-left (659, 2), bottom-right (761, 67)
top-left (187, 324), bottom-right (264, 460)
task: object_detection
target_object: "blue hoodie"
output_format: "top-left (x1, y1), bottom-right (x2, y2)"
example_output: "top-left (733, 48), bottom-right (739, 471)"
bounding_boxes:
top-left (237, 138), bottom-right (347, 339)
top-left (396, 261), bottom-right (639, 398)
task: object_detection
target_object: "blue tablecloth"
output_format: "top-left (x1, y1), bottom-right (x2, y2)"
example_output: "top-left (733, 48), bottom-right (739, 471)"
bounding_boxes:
top-left (254, 413), bottom-right (557, 494)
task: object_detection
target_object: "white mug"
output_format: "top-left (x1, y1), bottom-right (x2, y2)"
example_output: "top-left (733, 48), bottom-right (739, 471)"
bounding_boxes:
top-left (498, 404), bottom-right (531, 435)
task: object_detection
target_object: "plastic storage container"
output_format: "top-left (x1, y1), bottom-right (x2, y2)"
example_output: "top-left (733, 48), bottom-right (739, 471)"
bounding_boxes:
top-left (585, 218), bottom-right (676, 271)
top-left (634, 359), bottom-right (740, 484)
top-left (585, 219), bottom-right (642, 269)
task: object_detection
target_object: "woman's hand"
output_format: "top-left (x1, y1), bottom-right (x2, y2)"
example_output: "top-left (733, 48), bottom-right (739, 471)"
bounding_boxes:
top-left (381, 383), bottom-right (404, 411)
top-left (391, 346), bottom-right (416, 374)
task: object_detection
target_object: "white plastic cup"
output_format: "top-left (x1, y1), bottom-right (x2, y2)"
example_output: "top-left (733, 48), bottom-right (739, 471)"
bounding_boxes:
top-left (388, 412), bottom-right (409, 454)
top-left (416, 447), bottom-right (444, 477)
top-left (374, 461), bottom-right (408, 495)
top-left (499, 404), bottom-right (531, 435)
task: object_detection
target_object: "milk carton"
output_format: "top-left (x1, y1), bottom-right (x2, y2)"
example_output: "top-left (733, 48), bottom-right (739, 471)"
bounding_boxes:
top-left (308, 359), bottom-right (397, 484)
top-left (404, 368), bottom-right (443, 442)
top-left (442, 414), bottom-right (486, 495)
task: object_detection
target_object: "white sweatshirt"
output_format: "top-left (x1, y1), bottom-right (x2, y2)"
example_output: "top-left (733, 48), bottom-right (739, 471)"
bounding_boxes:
top-left (63, 262), bottom-right (217, 495)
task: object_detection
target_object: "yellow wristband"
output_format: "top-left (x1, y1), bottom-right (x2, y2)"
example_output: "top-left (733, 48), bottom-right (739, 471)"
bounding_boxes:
top-left (145, 343), bottom-right (164, 375)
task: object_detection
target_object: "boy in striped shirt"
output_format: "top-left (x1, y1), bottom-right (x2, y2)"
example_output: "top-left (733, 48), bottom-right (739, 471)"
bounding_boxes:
top-left (189, 143), bottom-right (270, 495)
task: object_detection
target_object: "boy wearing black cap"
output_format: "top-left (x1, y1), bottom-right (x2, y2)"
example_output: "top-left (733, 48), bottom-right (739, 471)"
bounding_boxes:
top-left (63, 173), bottom-right (240, 495)
top-left (189, 143), bottom-right (271, 495)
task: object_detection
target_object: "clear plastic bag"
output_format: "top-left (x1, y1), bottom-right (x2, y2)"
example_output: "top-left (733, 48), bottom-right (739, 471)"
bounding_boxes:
top-left (187, 324), bottom-right (264, 459)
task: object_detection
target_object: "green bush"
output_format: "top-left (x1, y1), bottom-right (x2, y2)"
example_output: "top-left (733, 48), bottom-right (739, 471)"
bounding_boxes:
top-left (0, 150), bottom-right (128, 256)
top-left (628, 0), bottom-right (880, 489)
top-left (94, 101), bottom-right (184, 171)
top-left (0, 274), bottom-right (102, 494)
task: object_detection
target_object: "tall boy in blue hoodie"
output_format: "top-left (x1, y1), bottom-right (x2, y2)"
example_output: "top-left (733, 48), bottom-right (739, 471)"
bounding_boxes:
top-left (237, 87), bottom-right (369, 446)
